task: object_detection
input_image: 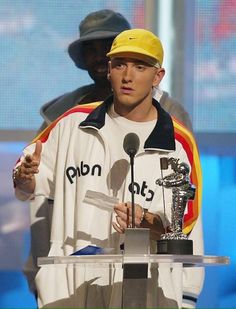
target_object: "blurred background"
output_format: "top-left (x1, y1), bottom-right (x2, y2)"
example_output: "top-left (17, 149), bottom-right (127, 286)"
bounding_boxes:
top-left (0, 0), bottom-right (235, 307)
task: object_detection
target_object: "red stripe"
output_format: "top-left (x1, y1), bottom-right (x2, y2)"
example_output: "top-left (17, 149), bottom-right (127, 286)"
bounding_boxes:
top-left (175, 131), bottom-right (195, 225)
top-left (173, 122), bottom-right (201, 231)
top-left (32, 103), bottom-right (99, 144)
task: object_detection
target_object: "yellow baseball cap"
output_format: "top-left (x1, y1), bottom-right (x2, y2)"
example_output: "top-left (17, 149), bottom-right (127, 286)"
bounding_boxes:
top-left (107, 28), bottom-right (164, 67)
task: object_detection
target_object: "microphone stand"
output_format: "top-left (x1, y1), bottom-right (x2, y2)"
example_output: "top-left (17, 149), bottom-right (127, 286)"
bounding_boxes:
top-left (130, 153), bottom-right (135, 228)
top-left (122, 151), bottom-right (150, 308)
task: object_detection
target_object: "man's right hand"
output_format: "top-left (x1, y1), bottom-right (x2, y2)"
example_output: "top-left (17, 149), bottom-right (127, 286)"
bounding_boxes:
top-left (14, 140), bottom-right (42, 199)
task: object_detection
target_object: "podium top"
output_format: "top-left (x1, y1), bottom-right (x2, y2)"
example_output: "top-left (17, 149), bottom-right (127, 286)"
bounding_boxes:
top-left (38, 254), bottom-right (230, 267)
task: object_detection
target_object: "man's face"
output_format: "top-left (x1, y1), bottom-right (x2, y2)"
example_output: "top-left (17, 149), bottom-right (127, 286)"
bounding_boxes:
top-left (109, 57), bottom-right (164, 111)
top-left (82, 38), bottom-right (114, 84)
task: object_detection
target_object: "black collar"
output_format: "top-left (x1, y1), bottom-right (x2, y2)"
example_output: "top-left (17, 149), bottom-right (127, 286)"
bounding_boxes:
top-left (79, 95), bottom-right (175, 151)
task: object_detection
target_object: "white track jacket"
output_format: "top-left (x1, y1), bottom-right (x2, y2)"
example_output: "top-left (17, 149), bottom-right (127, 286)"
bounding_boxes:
top-left (17, 97), bottom-right (204, 308)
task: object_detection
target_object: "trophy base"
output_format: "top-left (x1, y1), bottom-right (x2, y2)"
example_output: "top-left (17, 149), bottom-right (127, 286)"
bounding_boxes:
top-left (157, 239), bottom-right (193, 255)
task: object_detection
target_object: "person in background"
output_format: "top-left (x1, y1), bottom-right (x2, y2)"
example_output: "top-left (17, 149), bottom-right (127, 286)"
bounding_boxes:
top-left (39, 9), bottom-right (192, 132)
top-left (13, 28), bottom-right (203, 308)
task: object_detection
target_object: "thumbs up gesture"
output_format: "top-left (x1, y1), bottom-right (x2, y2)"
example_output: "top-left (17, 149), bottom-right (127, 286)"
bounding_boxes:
top-left (13, 140), bottom-right (42, 195)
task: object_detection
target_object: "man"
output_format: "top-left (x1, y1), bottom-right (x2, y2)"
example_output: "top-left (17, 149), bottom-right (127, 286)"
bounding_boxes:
top-left (39, 9), bottom-right (192, 132)
top-left (13, 29), bottom-right (203, 308)
top-left (27, 9), bottom-right (192, 296)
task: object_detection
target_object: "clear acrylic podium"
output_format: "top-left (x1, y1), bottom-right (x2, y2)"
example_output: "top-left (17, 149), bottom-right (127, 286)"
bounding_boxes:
top-left (38, 253), bottom-right (229, 308)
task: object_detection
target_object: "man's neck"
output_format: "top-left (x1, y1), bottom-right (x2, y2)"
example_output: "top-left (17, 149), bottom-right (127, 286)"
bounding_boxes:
top-left (113, 96), bottom-right (157, 122)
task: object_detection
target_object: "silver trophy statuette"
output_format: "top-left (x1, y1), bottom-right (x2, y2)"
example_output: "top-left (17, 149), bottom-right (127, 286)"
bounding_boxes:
top-left (156, 158), bottom-right (195, 254)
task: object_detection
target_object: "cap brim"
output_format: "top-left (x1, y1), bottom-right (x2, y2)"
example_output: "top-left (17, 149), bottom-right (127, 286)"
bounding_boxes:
top-left (68, 31), bottom-right (119, 70)
top-left (107, 46), bottom-right (154, 60)
top-left (107, 47), bottom-right (159, 67)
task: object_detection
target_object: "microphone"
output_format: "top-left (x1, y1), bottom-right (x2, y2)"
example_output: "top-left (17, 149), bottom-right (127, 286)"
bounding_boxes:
top-left (123, 132), bottom-right (140, 158)
top-left (123, 133), bottom-right (140, 228)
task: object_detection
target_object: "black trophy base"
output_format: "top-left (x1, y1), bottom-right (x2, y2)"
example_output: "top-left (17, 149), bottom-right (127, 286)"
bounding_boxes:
top-left (157, 239), bottom-right (193, 255)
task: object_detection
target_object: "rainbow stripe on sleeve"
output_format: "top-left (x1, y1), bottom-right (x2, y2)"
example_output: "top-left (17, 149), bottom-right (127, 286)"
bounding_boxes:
top-left (32, 101), bottom-right (101, 144)
top-left (173, 118), bottom-right (202, 235)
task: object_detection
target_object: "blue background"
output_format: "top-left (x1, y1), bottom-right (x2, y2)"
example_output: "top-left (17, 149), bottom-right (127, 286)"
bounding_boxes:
top-left (0, 0), bottom-right (235, 308)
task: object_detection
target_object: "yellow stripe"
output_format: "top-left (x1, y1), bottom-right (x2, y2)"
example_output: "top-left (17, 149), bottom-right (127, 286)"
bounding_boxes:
top-left (31, 101), bottom-right (102, 144)
top-left (173, 119), bottom-right (202, 234)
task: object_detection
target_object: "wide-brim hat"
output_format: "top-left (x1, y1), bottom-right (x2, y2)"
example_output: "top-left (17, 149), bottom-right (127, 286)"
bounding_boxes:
top-left (68, 9), bottom-right (131, 70)
top-left (107, 28), bottom-right (164, 67)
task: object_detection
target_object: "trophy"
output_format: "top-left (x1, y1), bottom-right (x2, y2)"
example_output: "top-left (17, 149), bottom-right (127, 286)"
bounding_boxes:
top-left (156, 157), bottom-right (195, 255)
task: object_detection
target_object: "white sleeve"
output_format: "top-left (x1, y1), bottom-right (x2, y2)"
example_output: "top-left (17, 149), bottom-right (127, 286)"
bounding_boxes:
top-left (182, 213), bottom-right (205, 308)
top-left (169, 144), bottom-right (205, 308)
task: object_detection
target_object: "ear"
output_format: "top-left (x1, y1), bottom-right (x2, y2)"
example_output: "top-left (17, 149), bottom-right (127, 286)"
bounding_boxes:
top-left (153, 68), bottom-right (165, 87)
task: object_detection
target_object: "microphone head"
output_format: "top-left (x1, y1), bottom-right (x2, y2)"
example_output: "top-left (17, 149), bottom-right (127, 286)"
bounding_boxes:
top-left (123, 133), bottom-right (140, 157)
